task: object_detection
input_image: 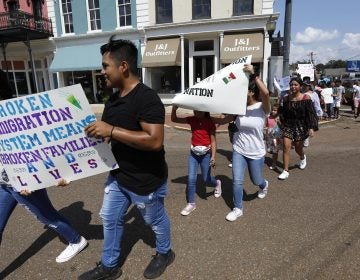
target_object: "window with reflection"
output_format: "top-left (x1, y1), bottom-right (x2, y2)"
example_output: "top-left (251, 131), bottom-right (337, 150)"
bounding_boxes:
top-left (233, 0), bottom-right (253, 16)
top-left (156, 0), bottom-right (172, 24)
top-left (192, 0), bottom-right (211, 20)
top-left (88, 0), bottom-right (101, 30)
top-left (118, 0), bottom-right (132, 27)
top-left (61, 0), bottom-right (74, 33)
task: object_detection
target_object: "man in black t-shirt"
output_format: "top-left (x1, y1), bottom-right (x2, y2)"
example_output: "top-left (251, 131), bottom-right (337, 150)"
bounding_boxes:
top-left (80, 36), bottom-right (174, 280)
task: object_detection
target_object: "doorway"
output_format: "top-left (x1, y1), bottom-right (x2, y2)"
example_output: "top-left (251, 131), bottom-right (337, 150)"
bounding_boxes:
top-left (193, 55), bottom-right (214, 84)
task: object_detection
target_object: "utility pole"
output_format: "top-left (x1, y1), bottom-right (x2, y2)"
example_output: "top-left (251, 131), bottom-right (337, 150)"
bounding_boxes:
top-left (282, 0), bottom-right (292, 76)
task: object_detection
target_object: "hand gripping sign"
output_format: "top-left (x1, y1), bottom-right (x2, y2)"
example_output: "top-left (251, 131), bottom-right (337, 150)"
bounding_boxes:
top-left (172, 55), bottom-right (252, 115)
top-left (0, 84), bottom-right (118, 191)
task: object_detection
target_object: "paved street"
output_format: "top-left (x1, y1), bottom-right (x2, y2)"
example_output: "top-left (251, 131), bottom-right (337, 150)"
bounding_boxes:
top-left (1, 107), bottom-right (360, 280)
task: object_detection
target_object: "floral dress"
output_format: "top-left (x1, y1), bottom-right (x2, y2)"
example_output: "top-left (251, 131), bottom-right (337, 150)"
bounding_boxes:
top-left (279, 95), bottom-right (318, 141)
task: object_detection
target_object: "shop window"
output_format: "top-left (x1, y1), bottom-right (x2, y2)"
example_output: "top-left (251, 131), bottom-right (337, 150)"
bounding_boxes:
top-left (233, 0), bottom-right (253, 16)
top-left (63, 71), bottom-right (95, 103)
top-left (156, 0), bottom-right (172, 24)
top-left (61, 0), bottom-right (74, 34)
top-left (194, 40), bottom-right (214, 51)
top-left (192, 0), bottom-right (211, 20)
top-left (118, 0), bottom-right (131, 27)
top-left (13, 72), bottom-right (29, 95)
top-left (95, 73), bottom-right (113, 103)
top-left (88, 0), bottom-right (101, 30)
top-left (150, 66), bottom-right (181, 94)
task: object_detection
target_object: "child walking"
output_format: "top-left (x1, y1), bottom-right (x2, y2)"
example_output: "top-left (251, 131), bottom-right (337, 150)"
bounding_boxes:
top-left (171, 106), bottom-right (222, 216)
top-left (265, 104), bottom-right (282, 170)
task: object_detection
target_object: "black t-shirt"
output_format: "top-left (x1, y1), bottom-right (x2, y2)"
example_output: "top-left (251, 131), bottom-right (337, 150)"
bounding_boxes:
top-left (101, 83), bottom-right (168, 195)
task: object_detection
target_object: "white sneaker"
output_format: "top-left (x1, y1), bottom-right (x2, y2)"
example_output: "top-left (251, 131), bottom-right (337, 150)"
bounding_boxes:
top-left (278, 170), bottom-right (289, 180)
top-left (303, 138), bottom-right (310, 147)
top-left (180, 203), bottom-right (196, 216)
top-left (299, 155), bottom-right (307, 169)
top-left (225, 208), bottom-right (243, 222)
top-left (258, 180), bottom-right (268, 199)
top-left (228, 163), bottom-right (232, 168)
top-left (214, 179), bottom-right (222, 198)
top-left (56, 236), bottom-right (87, 263)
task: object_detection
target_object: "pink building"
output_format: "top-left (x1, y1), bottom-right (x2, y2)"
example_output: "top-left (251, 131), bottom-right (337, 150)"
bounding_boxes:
top-left (0, 0), bottom-right (53, 96)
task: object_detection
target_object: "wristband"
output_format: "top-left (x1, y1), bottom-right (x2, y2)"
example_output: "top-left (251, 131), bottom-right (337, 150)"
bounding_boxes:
top-left (110, 126), bottom-right (115, 139)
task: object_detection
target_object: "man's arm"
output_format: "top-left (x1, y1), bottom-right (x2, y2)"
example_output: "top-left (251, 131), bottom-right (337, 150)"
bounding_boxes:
top-left (85, 121), bottom-right (164, 151)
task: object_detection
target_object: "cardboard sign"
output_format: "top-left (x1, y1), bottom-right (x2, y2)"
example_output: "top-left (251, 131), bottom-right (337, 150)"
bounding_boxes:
top-left (172, 56), bottom-right (252, 115)
top-left (0, 84), bottom-right (118, 191)
top-left (273, 76), bottom-right (290, 92)
top-left (296, 64), bottom-right (315, 81)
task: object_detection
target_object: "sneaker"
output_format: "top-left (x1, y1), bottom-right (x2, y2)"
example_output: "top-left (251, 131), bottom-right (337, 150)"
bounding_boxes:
top-left (299, 155), bottom-right (307, 169)
top-left (180, 203), bottom-right (196, 216)
top-left (56, 236), bottom-right (87, 263)
top-left (303, 138), bottom-right (309, 147)
top-left (225, 208), bottom-right (243, 222)
top-left (258, 180), bottom-right (268, 199)
top-left (143, 250), bottom-right (175, 279)
top-left (214, 179), bottom-right (222, 198)
top-left (228, 163), bottom-right (232, 168)
top-left (278, 170), bottom-right (289, 180)
top-left (78, 262), bottom-right (122, 280)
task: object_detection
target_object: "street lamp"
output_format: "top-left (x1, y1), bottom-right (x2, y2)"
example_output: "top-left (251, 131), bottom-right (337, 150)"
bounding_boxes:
top-left (266, 18), bottom-right (283, 43)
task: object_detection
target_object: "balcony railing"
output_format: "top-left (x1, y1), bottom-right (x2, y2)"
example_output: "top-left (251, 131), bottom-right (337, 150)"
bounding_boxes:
top-left (0, 10), bottom-right (53, 35)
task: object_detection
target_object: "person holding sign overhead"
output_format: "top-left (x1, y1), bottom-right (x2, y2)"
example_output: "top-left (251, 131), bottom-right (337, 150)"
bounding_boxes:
top-left (212, 64), bottom-right (271, 222)
top-left (81, 36), bottom-right (174, 280)
top-left (171, 106), bottom-right (222, 216)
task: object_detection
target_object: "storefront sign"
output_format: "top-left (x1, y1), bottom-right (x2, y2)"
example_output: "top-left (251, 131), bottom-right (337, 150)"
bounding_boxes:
top-left (142, 38), bottom-right (181, 67)
top-left (172, 56), bottom-right (252, 115)
top-left (0, 84), bottom-right (118, 191)
top-left (221, 33), bottom-right (264, 64)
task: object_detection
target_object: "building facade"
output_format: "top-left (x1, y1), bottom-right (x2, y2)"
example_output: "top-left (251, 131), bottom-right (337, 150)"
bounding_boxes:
top-left (0, 0), bottom-right (54, 97)
top-left (141, 0), bottom-right (277, 99)
top-left (1, 0), bottom-right (279, 103)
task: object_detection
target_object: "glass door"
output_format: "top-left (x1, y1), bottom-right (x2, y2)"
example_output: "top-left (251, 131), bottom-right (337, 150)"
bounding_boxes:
top-left (193, 55), bottom-right (214, 84)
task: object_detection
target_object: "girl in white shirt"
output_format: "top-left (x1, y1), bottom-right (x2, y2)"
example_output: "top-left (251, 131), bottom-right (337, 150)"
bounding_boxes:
top-left (212, 64), bottom-right (270, 222)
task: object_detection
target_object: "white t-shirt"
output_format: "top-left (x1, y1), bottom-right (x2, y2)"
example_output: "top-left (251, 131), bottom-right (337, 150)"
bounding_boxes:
top-left (321, 88), bottom-right (334, 104)
top-left (232, 102), bottom-right (267, 159)
top-left (354, 85), bottom-right (360, 99)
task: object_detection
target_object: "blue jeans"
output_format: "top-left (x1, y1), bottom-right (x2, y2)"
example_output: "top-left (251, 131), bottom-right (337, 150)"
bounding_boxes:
top-left (0, 185), bottom-right (80, 245)
top-left (187, 151), bottom-right (217, 203)
top-left (100, 175), bottom-right (172, 268)
top-left (231, 151), bottom-right (267, 209)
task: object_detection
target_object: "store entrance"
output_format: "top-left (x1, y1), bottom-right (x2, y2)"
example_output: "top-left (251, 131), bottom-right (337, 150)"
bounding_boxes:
top-left (193, 55), bottom-right (214, 84)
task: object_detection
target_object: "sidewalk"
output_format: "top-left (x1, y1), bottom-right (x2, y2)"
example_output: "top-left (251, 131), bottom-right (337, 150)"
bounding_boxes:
top-left (91, 104), bottom-right (339, 133)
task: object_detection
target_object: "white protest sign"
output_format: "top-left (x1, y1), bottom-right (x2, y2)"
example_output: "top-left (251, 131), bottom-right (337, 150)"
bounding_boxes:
top-left (172, 56), bottom-right (252, 115)
top-left (296, 64), bottom-right (314, 81)
top-left (273, 76), bottom-right (290, 92)
top-left (0, 84), bottom-right (118, 191)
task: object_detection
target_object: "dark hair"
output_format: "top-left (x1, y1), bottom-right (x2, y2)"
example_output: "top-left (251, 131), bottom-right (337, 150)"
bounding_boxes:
top-left (248, 81), bottom-right (260, 101)
top-left (100, 35), bottom-right (138, 75)
top-left (289, 76), bottom-right (303, 86)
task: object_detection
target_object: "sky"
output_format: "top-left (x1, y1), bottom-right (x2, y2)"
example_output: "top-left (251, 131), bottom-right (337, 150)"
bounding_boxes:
top-left (273, 0), bottom-right (360, 64)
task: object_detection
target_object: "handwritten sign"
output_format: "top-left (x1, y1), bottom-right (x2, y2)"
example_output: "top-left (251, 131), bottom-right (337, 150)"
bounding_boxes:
top-left (0, 84), bottom-right (118, 191)
top-left (172, 56), bottom-right (252, 115)
top-left (296, 64), bottom-right (314, 81)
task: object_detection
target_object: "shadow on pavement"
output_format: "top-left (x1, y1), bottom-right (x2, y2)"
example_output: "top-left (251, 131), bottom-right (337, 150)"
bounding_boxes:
top-left (0, 201), bottom-right (102, 279)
